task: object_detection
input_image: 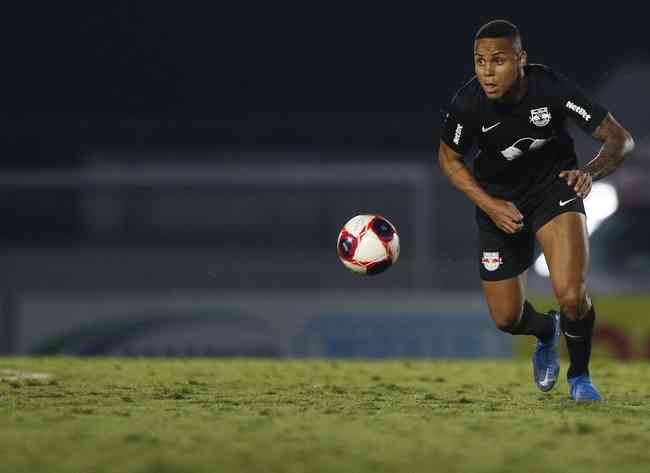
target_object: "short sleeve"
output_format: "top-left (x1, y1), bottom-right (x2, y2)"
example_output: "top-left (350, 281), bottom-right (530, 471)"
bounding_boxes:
top-left (555, 72), bottom-right (608, 134)
top-left (440, 93), bottom-right (476, 155)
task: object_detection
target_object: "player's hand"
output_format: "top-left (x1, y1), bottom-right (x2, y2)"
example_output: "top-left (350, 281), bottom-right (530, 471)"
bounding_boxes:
top-left (484, 198), bottom-right (524, 234)
top-left (558, 169), bottom-right (592, 198)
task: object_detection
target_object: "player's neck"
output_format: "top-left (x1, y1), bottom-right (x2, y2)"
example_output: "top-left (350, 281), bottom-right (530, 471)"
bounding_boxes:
top-left (499, 74), bottom-right (528, 105)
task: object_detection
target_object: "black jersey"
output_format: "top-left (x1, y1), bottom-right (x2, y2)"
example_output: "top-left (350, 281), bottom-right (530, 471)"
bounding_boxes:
top-left (440, 64), bottom-right (608, 207)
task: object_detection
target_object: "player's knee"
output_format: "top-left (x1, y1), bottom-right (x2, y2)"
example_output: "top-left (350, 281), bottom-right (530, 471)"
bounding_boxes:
top-left (557, 287), bottom-right (583, 321)
top-left (494, 319), bottom-right (517, 333)
top-left (491, 309), bottom-right (521, 333)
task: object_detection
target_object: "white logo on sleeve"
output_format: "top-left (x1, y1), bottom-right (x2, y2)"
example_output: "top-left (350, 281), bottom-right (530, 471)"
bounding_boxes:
top-left (453, 123), bottom-right (463, 145)
top-left (481, 252), bottom-right (503, 271)
top-left (565, 101), bottom-right (591, 122)
top-left (529, 107), bottom-right (551, 127)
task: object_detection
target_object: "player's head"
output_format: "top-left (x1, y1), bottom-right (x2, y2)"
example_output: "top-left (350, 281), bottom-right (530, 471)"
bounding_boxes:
top-left (474, 20), bottom-right (527, 101)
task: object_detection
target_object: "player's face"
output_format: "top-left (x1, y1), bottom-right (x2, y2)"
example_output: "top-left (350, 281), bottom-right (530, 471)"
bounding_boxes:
top-left (474, 37), bottom-right (526, 101)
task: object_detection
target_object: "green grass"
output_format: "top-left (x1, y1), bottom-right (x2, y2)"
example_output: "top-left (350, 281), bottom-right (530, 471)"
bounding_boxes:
top-left (1, 358), bottom-right (650, 473)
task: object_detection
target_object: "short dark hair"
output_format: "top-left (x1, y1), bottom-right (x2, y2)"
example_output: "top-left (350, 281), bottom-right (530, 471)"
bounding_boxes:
top-left (475, 20), bottom-right (522, 51)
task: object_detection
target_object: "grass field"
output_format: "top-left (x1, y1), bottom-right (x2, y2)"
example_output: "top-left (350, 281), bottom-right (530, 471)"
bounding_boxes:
top-left (1, 358), bottom-right (650, 473)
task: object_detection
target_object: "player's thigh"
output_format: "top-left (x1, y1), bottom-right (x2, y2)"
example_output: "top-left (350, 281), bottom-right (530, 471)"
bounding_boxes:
top-left (482, 271), bottom-right (527, 327)
top-left (478, 220), bottom-right (533, 325)
top-left (535, 211), bottom-right (589, 296)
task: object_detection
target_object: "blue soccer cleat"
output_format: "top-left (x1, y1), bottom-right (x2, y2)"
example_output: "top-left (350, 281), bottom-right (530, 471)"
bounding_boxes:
top-left (532, 311), bottom-right (561, 392)
top-left (568, 374), bottom-right (603, 402)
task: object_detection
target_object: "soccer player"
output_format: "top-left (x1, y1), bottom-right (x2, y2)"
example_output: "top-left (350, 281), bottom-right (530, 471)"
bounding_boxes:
top-left (438, 20), bottom-right (634, 401)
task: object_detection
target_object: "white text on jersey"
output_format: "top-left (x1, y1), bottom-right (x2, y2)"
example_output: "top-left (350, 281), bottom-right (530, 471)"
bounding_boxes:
top-left (565, 101), bottom-right (591, 122)
top-left (453, 124), bottom-right (463, 145)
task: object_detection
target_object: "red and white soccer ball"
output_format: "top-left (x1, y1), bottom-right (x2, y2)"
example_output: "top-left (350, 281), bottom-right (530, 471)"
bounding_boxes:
top-left (336, 214), bottom-right (400, 275)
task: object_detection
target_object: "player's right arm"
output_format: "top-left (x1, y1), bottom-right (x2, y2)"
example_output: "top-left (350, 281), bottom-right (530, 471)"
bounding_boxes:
top-left (438, 140), bottom-right (523, 234)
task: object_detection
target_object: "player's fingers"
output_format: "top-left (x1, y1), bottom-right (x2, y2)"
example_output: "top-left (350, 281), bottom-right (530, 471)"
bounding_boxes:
top-left (580, 173), bottom-right (592, 195)
top-left (566, 171), bottom-right (577, 186)
top-left (506, 218), bottom-right (523, 234)
top-left (574, 173), bottom-right (586, 192)
top-left (506, 202), bottom-right (523, 221)
top-left (499, 220), bottom-right (514, 234)
top-left (578, 181), bottom-right (589, 197)
top-left (504, 210), bottom-right (518, 223)
top-left (560, 171), bottom-right (571, 184)
top-left (504, 215), bottom-right (521, 228)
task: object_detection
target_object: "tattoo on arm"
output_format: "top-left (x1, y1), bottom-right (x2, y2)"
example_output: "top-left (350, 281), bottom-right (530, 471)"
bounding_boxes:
top-left (582, 113), bottom-right (635, 181)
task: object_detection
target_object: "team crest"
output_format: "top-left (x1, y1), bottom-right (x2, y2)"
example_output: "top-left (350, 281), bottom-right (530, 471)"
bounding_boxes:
top-left (482, 252), bottom-right (503, 272)
top-left (529, 107), bottom-right (551, 127)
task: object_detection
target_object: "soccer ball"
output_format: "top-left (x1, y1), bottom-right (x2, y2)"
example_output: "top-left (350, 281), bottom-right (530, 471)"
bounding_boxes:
top-left (336, 214), bottom-right (400, 275)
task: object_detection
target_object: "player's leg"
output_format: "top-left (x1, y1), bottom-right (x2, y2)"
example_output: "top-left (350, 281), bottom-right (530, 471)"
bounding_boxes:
top-left (482, 270), bottom-right (548, 337)
top-left (481, 272), bottom-right (526, 333)
top-left (478, 222), bottom-right (560, 391)
top-left (536, 210), bottom-right (601, 401)
top-left (482, 273), bottom-right (560, 392)
top-left (479, 222), bottom-right (554, 339)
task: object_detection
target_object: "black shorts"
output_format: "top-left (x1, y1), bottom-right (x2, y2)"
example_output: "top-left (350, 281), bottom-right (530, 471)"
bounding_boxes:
top-left (476, 179), bottom-right (586, 281)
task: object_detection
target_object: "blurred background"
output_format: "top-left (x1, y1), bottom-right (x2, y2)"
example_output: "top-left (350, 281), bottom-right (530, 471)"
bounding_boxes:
top-left (1, 2), bottom-right (648, 359)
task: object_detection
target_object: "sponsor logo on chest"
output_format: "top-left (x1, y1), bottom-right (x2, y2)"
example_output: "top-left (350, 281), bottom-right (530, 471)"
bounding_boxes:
top-left (529, 107), bottom-right (551, 127)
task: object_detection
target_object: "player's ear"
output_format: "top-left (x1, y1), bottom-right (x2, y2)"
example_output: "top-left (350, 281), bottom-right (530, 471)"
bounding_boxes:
top-left (519, 50), bottom-right (528, 67)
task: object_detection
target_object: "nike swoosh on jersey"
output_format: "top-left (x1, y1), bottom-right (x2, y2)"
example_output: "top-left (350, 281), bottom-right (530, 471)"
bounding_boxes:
top-left (481, 122), bottom-right (501, 133)
top-left (559, 197), bottom-right (577, 207)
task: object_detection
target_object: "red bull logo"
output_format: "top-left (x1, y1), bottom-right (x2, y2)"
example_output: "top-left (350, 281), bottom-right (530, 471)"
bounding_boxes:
top-left (482, 251), bottom-right (503, 272)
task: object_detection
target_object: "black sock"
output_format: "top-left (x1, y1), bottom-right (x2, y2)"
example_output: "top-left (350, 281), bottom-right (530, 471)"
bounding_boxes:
top-left (509, 300), bottom-right (554, 339)
top-left (561, 305), bottom-right (596, 379)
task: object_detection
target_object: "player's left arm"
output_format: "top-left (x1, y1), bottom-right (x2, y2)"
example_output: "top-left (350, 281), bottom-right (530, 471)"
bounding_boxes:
top-left (559, 113), bottom-right (635, 197)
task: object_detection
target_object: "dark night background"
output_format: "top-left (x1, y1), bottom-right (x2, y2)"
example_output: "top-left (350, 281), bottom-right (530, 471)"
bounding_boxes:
top-left (3, 3), bottom-right (648, 166)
